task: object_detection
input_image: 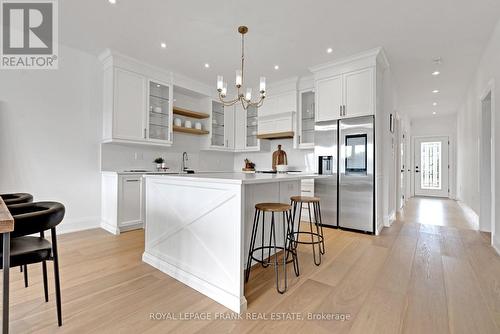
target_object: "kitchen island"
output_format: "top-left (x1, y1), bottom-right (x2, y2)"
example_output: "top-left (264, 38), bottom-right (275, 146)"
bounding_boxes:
top-left (142, 172), bottom-right (331, 313)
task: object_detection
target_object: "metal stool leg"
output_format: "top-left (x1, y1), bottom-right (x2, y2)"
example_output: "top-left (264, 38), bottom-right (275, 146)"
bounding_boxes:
top-left (307, 203), bottom-right (321, 266)
top-left (285, 210), bottom-right (300, 277)
top-left (261, 212), bottom-right (269, 268)
top-left (42, 261), bottom-right (49, 302)
top-left (245, 209), bottom-right (260, 283)
top-left (271, 213), bottom-right (286, 294)
top-left (315, 202), bottom-right (326, 255)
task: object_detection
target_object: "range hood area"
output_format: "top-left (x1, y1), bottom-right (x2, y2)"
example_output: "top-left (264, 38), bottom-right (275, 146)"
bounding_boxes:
top-left (257, 131), bottom-right (295, 139)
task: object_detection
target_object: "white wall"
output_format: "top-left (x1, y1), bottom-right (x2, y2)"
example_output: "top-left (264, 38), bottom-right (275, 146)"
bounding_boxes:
top-left (233, 139), bottom-right (314, 172)
top-left (0, 45), bottom-right (102, 233)
top-left (101, 137), bottom-right (234, 172)
top-left (410, 114), bottom-right (457, 199)
top-left (456, 17), bottom-right (500, 249)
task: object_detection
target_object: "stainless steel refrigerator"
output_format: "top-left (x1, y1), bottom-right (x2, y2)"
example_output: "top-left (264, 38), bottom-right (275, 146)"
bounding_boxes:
top-left (314, 115), bottom-right (375, 234)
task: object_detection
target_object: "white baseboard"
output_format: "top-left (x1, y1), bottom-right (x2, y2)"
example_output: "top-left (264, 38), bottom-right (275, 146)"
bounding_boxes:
top-left (493, 235), bottom-right (500, 256)
top-left (58, 216), bottom-right (100, 234)
top-left (100, 220), bottom-right (120, 235)
top-left (142, 251), bottom-right (247, 314)
top-left (384, 211), bottom-right (396, 227)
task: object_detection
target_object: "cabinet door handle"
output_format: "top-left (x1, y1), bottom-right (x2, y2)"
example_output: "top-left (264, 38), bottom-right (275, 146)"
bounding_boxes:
top-left (340, 105), bottom-right (342, 116)
top-left (144, 128), bottom-right (147, 139)
top-left (126, 179), bottom-right (140, 182)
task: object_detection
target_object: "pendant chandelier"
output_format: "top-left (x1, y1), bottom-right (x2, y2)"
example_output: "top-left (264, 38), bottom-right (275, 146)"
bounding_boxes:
top-left (216, 26), bottom-right (266, 110)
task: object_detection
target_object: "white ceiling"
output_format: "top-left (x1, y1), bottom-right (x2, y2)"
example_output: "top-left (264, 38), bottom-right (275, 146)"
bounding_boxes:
top-left (60, 0), bottom-right (500, 119)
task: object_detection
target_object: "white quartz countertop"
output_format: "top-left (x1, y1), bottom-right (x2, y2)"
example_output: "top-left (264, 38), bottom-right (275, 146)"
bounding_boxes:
top-left (143, 172), bottom-right (332, 184)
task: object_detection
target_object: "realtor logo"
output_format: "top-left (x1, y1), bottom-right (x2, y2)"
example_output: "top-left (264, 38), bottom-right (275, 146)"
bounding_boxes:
top-left (1, 0), bottom-right (58, 69)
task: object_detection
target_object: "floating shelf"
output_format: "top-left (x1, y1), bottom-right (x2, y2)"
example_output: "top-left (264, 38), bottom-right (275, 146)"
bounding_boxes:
top-left (257, 131), bottom-right (295, 139)
top-left (173, 107), bottom-right (210, 119)
top-left (173, 125), bottom-right (209, 135)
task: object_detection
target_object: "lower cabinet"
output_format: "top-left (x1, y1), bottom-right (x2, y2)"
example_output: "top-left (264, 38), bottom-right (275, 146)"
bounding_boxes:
top-left (300, 179), bottom-right (315, 221)
top-left (101, 172), bottom-right (143, 235)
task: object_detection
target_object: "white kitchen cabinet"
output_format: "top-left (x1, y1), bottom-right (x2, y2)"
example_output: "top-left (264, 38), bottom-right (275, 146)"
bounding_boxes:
top-left (300, 179), bottom-right (315, 220)
top-left (234, 104), bottom-right (260, 151)
top-left (112, 68), bottom-right (147, 141)
top-left (344, 68), bottom-right (374, 118)
top-left (101, 50), bottom-right (174, 147)
top-left (297, 90), bottom-right (315, 149)
top-left (209, 101), bottom-right (234, 150)
top-left (314, 67), bottom-right (375, 122)
top-left (101, 172), bottom-right (144, 235)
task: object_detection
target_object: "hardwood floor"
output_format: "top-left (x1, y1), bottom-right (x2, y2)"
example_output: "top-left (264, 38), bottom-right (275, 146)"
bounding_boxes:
top-left (3, 197), bottom-right (500, 333)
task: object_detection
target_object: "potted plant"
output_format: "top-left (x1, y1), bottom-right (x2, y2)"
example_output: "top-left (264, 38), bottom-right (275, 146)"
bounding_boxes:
top-left (154, 157), bottom-right (166, 170)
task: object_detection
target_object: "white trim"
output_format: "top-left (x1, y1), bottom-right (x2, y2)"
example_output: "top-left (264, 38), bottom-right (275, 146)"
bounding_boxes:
top-left (479, 79), bottom-right (496, 239)
top-left (142, 252), bottom-right (247, 313)
top-left (100, 220), bottom-right (120, 235)
top-left (58, 216), bottom-right (101, 234)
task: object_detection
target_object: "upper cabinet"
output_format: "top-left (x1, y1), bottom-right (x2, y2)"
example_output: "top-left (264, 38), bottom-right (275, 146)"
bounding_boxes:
top-left (234, 104), bottom-right (261, 151)
top-left (101, 50), bottom-right (174, 146)
top-left (315, 68), bottom-right (374, 122)
top-left (297, 90), bottom-right (315, 149)
top-left (310, 48), bottom-right (387, 123)
top-left (209, 101), bottom-right (234, 150)
top-left (148, 80), bottom-right (172, 143)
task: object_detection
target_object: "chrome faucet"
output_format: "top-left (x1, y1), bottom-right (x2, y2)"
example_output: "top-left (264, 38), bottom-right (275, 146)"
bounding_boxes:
top-left (182, 152), bottom-right (189, 172)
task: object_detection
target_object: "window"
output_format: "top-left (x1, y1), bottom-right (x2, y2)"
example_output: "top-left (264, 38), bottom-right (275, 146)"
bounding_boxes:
top-left (420, 141), bottom-right (442, 189)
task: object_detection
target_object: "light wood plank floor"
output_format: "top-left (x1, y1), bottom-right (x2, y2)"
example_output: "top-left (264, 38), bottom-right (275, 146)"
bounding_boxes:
top-left (3, 198), bottom-right (500, 333)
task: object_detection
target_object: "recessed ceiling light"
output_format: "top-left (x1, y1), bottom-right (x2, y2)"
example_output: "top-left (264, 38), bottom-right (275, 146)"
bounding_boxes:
top-left (433, 111), bottom-right (437, 115)
top-left (326, 48), bottom-right (333, 54)
top-left (432, 71), bottom-right (440, 76)
top-left (432, 102), bottom-right (438, 106)
top-left (108, 0), bottom-right (116, 4)
top-left (204, 63), bottom-right (210, 68)
top-left (274, 65), bottom-right (279, 70)
top-left (156, 84), bottom-right (160, 88)
top-left (160, 42), bottom-right (167, 49)
top-left (432, 89), bottom-right (440, 93)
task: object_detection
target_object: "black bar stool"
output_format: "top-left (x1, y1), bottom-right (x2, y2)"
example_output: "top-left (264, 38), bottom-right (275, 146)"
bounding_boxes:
top-left (290, 196), bottom-right (325, 266)
top-left (2, 201), bottom-right (65, 327)
top-left (245, 202), bottom-right (299, 293)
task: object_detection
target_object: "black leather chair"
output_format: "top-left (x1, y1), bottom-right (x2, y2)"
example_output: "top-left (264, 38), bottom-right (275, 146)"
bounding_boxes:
top-left (0, 193), bottom-right (33, 205)
top-left (1, 202), bottom-right (65, 327)
top-left (2, 193), bottom-right (34, 285)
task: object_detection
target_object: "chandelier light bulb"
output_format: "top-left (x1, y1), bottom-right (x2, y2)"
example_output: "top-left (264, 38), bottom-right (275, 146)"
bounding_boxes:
top-left (260, 77), bottom-right (266, 93)
top-left (235, 70), bottom-right (242, 87)
top-left (245, 88), bottom-right (252, 101)
top-left (217, 75), bottom-right (224, 91)
top-left (221, 83), bottom-right (227, 97)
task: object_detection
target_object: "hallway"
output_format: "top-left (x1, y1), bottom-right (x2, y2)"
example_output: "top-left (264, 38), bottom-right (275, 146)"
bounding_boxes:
top-left (401, 197), bottom-right (480, 230)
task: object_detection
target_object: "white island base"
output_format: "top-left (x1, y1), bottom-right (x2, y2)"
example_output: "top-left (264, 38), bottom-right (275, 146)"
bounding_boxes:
top-left (142, 173), bottom-right (327, 313)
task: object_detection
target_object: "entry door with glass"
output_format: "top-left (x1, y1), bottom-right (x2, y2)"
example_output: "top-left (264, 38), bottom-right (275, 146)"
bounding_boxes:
top-left (414, 136), bottom-right (449, 197)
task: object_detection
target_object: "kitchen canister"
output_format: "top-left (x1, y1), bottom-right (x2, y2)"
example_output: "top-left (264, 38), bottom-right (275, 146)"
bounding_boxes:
top-left (195, 122), bottom-right (202, 130)
top-left (184, 120), bottom-right (192, 128)
top-left (174, 118), bottom-right (182, 127)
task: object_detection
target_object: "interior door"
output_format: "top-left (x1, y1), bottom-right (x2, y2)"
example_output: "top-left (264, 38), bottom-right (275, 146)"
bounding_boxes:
top-left (414, 136), bottom-right (449, 197)
top-left (400, 132), bottom-right (406, 209)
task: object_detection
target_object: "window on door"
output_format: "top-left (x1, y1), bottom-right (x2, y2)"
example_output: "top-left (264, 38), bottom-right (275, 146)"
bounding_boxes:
top-left (420, 141), bottom-right (442, 190)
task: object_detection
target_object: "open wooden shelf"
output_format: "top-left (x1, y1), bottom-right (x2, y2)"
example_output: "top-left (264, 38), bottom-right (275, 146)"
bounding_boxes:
top-left (173, 107), bottom-right (210, 119)
top-left (173, 125), bottom-right (209, 135)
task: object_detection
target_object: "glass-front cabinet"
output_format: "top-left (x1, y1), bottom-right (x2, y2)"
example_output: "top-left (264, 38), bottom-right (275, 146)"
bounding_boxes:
top-left (209, 101), bottom-right (234, 150)
top-left (298, 90), bottom-right (315, 149)
top-left (211, 101), bottom-right (225, 147)
top-left (246, 105), bottom-right (259, 149)
top-left (148, 80), bottom-right (172, 144)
